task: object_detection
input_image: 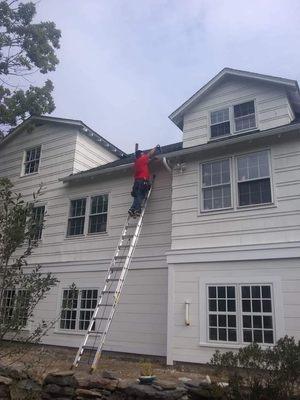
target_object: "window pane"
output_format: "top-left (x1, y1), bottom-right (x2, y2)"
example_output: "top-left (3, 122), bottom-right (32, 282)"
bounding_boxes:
top-left (237, 151), bottom-right (269, 181)
top-left (70, 199), bottom-right (86, 217)
top-left (211, 121), bottom-right (231, 138)
top-left (91, 195), bottom-right (108, 214)
top-left (32, 206), bottom-right (45, 240)
top-left (89, 214), bottom-right (107, 234)
top-left (235, 114), bottom-right (256, 132)
top-left (211, 108), bottom-right (229, 124)
top-left (24, 146), bottom-right (41, 175)
top-left (234, 101), bottom-right (255, 118)
top-left (67, 217), bottom-right (85, 236)
top-left (208, 286), bottom-right (216, 298)
top-left (238, 179), bottom-right (271, 206)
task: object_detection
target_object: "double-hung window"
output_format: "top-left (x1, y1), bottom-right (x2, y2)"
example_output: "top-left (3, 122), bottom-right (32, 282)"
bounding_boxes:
top-left (67, 195), bottom-right (108, 237)
top-left (59, 288), bottom-right (98, 331)
top-left (67, 199), bottom-right (86, 236)
top-left (210, 100), bottom-right (256, 139)
top-left (31, 205), bottom-right (45, 240)
top-left (210, 108), bottom-right (230, 138)
top-left (237, 150), bottom-right (271, 206)
top-left (0, 289), bottom-right (30, 328)
top-left (234, 101), bottom-right (256, 132)
top-left (89, 195), bottom-right (108, 234)
top-left (206, 283), bottom-right (275, 345)
top-left (23, 146), bottom-right (41, 175)
top-left (201, 159), bottom-right (231, 210)
top-left (200, 150), bottom-right (272, 211)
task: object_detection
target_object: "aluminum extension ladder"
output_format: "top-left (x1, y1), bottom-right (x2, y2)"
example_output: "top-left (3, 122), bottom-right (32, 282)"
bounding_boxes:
top-left (72, 179), bottom-right (154, 372)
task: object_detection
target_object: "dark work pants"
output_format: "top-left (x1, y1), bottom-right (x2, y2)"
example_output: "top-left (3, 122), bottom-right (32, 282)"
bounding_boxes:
top-left (130, 179), bottom-right (149, 213)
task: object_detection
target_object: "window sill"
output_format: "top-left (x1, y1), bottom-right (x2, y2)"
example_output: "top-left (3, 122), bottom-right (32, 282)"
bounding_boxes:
top-left (199, 341), bottom-right (273, 350)
top-left (54, 329), bottom-right (98, 336)
top-left (20, 172), bottom-right (39, 178)
top-left (198, 203), bottom-right (277, 217)
top-left (208, 128), bottom-right (259, 142)
top-left (65, 232), bottom-right (108, 240)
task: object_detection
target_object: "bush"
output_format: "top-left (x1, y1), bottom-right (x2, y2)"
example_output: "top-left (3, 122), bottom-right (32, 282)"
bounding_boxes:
top-left (210, 336), bottom-right (300, 400)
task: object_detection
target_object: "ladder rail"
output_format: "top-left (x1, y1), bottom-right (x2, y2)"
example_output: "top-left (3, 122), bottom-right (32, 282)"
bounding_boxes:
top-left (72, 180), bottom-right (154, 371)
top-left (90, 185), bottom-right (153, 371)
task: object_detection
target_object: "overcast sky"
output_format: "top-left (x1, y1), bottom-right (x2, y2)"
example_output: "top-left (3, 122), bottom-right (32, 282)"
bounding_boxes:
top-left (36, 0), bottom-right (300, 153)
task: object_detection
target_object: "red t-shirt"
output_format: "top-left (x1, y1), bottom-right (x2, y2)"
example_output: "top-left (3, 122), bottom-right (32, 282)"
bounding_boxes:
top-left (134, 154), bottom-right (150, 180)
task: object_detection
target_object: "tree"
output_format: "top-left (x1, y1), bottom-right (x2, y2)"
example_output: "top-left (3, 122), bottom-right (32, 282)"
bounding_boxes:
top-left (0, 0), bottom-right (61, 137)
top-left (0, 177), bottom-right (59, 346)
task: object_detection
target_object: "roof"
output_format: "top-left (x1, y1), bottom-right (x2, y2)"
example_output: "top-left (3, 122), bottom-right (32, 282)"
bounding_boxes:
top-left (0, 115), bottom-right (126, 158)
top-left (62, 117), bottom-right (300, 183)
top-left (61, 141), bottom-right (183, 182)
top-left (169, 68), bottom-right (300, 130)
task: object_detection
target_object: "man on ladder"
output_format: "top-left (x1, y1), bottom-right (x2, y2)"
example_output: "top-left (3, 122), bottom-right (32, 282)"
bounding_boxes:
top-left (128, 144), bottom-right (160, 217)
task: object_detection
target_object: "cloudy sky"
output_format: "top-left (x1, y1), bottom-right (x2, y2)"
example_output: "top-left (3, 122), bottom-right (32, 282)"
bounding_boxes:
top-left (36, 0), bottom-right (300, 153)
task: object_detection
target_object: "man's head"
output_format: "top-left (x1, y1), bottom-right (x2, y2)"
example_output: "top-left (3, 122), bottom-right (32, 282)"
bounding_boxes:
top-left (135, 150), bottom-right (143, 159)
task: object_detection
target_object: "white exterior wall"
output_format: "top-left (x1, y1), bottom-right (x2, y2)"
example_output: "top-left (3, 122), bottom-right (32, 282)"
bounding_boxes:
top-left (73, 132), bottom-right (119, 173)
top-left (168, 259), bottom-right (300, 364)
top-left (171, 136), bottom-right (300, 250)
top-left (0, 123), bottom-right (171, 356)
top-left (183, 77), bottom-right (294, 148)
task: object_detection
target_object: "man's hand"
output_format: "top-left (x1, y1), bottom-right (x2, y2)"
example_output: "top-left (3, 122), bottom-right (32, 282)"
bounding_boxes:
top-left (148, 144), bottom-right (160, 158)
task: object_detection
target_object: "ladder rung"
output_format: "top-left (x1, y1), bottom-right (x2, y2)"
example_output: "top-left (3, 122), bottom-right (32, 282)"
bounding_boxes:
top-left (118, 244), bottom-right (129, 249)
top-left (98, 303), bottom-right (114, 307)
top-left (94, 317), bottom-right (110, 320)
top-left (122, 234), bottom-right (133, 239)
top-left (114, 255), bottom-right (127, 260)
top-left (107, 278), bottom-right (120, 282)
top-left (102, 290), bottom-right (116, 294)
top-left (110, 266), bottom-right (123, 272)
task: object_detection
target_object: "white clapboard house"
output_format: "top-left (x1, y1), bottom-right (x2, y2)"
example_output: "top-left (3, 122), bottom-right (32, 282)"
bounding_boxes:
top-left (1, 68), bottom-right (300, 365)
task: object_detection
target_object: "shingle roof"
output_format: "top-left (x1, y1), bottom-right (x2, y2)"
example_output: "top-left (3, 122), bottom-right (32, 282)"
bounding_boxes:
top-left (64, 141), bottom-right (183, 179)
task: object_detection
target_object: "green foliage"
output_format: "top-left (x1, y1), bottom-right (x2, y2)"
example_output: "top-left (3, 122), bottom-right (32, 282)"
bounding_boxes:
top-left (0, 177), bottom-right (59, 344)
top-left (210, 336), bottom-right (300, 399)
top-left (0, 0), bottom-right (61, 135)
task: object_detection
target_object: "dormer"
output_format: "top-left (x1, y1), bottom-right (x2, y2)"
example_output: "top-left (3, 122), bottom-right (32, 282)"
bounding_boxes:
top-left (169, 68), bottom-right (300, 148)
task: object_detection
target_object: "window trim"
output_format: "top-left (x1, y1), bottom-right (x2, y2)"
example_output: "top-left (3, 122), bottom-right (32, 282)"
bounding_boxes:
top-left (209, 99), bottom-right (258, 140)
top-left (199, 148), bottom-right (274, 214)
top-left (65, 193), bottom-right (110, 238)
top-left (199, 157), bottom-right (234, 212)
top-left (21, 145), bottom-right (42, 177)
top-left (58, 287), bottom-right (99, 332)
top-left (235, 149), bottom-right (274, 209)
top-left (199, 276), bottom-right (285, 349)
top-left (31, 204), bottom-right (46, 241)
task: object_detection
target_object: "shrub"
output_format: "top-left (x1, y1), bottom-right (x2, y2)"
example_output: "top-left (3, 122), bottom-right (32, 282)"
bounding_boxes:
top-left (210, 336), bottom-right (300, 400)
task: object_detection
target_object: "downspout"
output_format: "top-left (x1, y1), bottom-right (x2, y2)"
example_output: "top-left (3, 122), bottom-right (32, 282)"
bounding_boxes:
top-left (162, 157), bottom-right (172, 173)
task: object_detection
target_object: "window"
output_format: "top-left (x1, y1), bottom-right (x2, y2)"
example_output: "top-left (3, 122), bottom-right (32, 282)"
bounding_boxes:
top-left (210, 100), bottom-right (256, 139)
top-left (0, 289), bottom-right (30, 328)
top-left (200, 150), bottom-right (273, 212)
top-left (241, 285), bottom-right (274, 344)
top-left (31, 206), bottom-right (45, 240)
top-left (67, 198), bottom-right (86, 236)
top-left (23, 146), bottom-right (41, 175)
top-left (60, 289), bottom-right (98, 331)
top-left (201, 159), bottom-right (231, 210)
top-left (234, 101), bottom-right (256, 132)
top-left (206, 284), bottom-right (274, 345)
top-left (208, 286), bottom-right (237, 342)
top-left (89, 195), bottom-right (108, 234)
top-left (210, 108), bottom-right (230, 138)
top-left (237, 150), bottom-right (271, 206)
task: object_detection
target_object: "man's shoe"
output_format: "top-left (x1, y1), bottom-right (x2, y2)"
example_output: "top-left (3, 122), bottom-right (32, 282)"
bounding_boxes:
top-left (135, 210), bottom-right (141, 217)
top-left (128, 209), bottom-right (135, 217)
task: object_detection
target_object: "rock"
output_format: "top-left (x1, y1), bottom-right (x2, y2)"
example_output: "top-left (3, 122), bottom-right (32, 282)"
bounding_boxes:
top-left (76, 387), bottom-right (103, 398)
top-left (187, 385), bottom-right (224, 400)
top-left (178, 377), bottom-right (192, 383)
top-left (102, 370), bottom-right (119, 380)
top-left (184, 380), bottom-right (211, 388)
top-left (125, 383), bottom-right (187, 399)
top-left (0, 362), bottom-right (28, 380)
top-left (88, 376), bottom-right (118, 391)
top-left (44, 370), bottom-right (78, 387)
top-left (152, 380), bottom-right (177, 391)
top-left (0, 376), bottom-right (12, 385)
top-left (117, 378), bottom-right (134, 390)
top-left (44, 383), bottom-right (62, 394)
top-left (16, 378), bottom-right (41, 392)
top-left (0, 384), bottom-right (11, 400)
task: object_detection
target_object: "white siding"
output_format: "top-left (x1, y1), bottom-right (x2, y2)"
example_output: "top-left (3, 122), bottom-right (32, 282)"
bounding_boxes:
top-left (183, 77), bottom-right (294, 148)
top-left (169, 259), bottom-right (300, 364)
top-left (73, 132), bottom-right (119, 173)
top-left (171, 136), bottom-right (300, 250)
